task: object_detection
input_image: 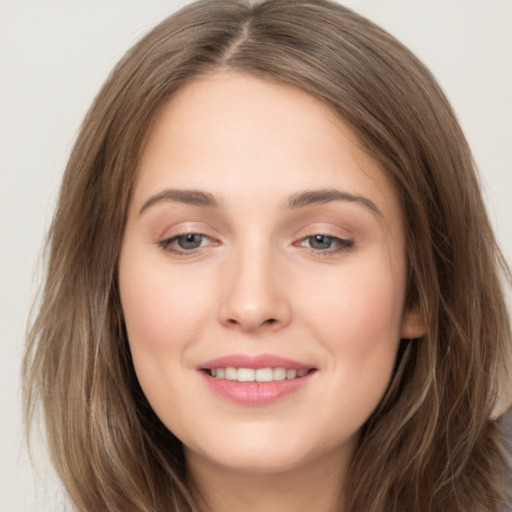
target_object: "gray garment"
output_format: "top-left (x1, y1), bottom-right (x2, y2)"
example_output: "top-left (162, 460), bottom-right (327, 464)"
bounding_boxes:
top-left (502, 407), bottom-right (512, 511)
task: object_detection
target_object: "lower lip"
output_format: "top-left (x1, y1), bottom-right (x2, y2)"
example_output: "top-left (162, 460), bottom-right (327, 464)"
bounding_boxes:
top-left (201, 372), bottom-right (314, 405)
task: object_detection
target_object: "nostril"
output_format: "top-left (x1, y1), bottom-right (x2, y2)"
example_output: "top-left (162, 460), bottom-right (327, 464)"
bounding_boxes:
top-left (226, 317), bottom-right (276, 325)
top-left (224, 316), bottom-right (278, 331)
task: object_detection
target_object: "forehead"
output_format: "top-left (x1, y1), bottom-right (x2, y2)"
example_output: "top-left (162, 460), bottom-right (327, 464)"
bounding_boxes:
top-left (133, 71), bottom-right (402, 228)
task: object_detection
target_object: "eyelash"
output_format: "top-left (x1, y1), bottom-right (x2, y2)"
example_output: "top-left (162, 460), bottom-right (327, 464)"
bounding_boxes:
top-left (298, 235), bottom-right (354, 255)
top-left (158, 233), bottom-right (214, 256)
top-left (158, 232), bottom-right (354, 257)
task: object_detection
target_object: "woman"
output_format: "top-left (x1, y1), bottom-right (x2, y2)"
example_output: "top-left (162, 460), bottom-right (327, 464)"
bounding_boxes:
top-left (23, 0), bottom-right (511, 511)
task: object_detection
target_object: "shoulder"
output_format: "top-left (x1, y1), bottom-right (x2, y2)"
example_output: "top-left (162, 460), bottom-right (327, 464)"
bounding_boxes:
top-left (501, 407), bottom-right (512, 511)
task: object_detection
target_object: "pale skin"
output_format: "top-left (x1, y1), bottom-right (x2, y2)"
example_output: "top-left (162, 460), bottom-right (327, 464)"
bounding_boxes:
top-left (118, 71), bottom-right (425, 512)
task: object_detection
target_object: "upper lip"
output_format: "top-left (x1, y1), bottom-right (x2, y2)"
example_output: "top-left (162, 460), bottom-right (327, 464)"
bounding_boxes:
top-left (198, 353), bottom-right (315, 370)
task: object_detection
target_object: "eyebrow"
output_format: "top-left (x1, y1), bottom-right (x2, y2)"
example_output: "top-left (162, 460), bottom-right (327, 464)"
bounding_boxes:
top-left (139, 189), bottom-right (219, 215)
top-left (287, 189), bottom-right (382, 217)
top-left (138, 187), bottom-right (381, 218)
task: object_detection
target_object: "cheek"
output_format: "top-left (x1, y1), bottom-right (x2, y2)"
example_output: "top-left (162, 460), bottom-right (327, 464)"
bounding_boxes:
top-left (304, 256), bottom-right (405, 386)
top-left (309, 263), bottom-right (404, 338)
top-left (119, 251), bottom-right (214, 363)
top-left (118, 253), bottom-right (217, 429)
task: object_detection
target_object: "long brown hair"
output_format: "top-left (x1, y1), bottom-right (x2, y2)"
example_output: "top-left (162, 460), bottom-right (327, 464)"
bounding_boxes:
top-left (23, 1), bottom-right (511, 510)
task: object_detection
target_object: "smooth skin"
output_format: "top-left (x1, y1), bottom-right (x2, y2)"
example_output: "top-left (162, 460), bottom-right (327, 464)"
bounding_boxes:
top-left (118, 71), bottom-right (425, 512)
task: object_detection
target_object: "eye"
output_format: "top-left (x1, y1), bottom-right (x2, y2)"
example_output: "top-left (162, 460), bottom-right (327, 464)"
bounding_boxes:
top-left (299, 234), bottom-right (354, 253)
top-left (307, 235), bottom-right (336, 250)
top-left (175, 233), bottom-right (208, 250)
top-left (159, 233), bottom-right (213, 254)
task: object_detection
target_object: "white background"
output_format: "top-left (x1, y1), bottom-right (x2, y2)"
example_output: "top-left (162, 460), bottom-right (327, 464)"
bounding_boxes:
top-left (1, 1), bottom-right (511, 510)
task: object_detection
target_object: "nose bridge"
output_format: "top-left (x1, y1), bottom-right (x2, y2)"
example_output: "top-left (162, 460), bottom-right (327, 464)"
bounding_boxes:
top-left (218, 236), bottom-right (290, 332)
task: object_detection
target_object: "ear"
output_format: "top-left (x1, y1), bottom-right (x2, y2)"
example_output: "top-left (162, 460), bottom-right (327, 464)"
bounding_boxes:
top-left (400, 304), bottom-right (426, 340)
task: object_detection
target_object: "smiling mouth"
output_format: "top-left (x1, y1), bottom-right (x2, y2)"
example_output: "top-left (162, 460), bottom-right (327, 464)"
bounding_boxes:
top-left (204, 367), bottom-right (315, 382)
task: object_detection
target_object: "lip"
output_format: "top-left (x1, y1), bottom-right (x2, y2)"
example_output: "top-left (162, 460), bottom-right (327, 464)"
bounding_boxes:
top-left (199, 353), bottom-right (313, 371)
top-left (198, 353), bottom-right (317, 405)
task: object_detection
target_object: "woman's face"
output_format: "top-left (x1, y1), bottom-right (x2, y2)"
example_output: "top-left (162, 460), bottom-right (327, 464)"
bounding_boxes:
top-left (119, 72), bottom-right (424, 476)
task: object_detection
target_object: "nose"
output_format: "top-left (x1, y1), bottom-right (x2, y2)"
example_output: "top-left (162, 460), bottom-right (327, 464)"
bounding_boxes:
top-left (218, 248), bottom-right (292, 333)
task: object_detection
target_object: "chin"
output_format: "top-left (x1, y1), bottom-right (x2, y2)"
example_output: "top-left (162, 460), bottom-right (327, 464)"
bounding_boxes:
top-left (188, 445), bottom-right (312, 474)
top-left (183, 423), bottom-right (356, 476)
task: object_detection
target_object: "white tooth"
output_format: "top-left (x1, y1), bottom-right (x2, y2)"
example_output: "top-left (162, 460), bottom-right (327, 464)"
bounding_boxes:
top-left (237, 368), bottom-right (255, 382)
top-left (215, 368), bottom-right (225, 379)
top-left (255, 367), bottom-right (273, 382)
top-left (297, 369), bottom-right (308, 377)
top-left (211, 369), bottom-right (217, 377)
top-left (286, 369), bottom-right (298, 379)
top-left (273, 368), bottom-right (286, 381)
top-left (225, 367), bottom-right (237, 380)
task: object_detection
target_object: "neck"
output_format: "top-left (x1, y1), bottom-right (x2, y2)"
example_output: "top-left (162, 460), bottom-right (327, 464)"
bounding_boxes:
top-left (186, 449), bottom-right (349, 512)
